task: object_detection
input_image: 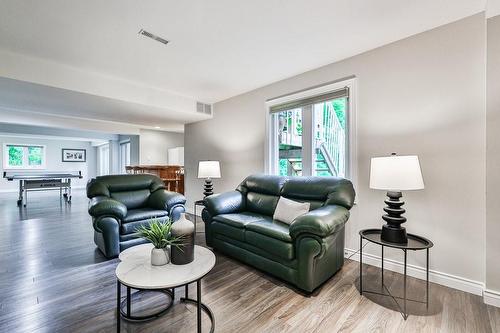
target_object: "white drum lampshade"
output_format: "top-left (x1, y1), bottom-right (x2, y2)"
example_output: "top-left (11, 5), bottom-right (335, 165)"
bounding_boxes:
top-left (197, 161), bottom-right (221, 179)
top-left (370, 155), bottom-right (424, 191)
top-left (369, 153), bottom-right (424, 244)
top-left (198, 161), bottom-right (221, 198)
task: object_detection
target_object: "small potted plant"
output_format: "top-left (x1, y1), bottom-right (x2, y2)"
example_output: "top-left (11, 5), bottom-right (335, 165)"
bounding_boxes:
top-left (137, 219), bottom-right (184, 266)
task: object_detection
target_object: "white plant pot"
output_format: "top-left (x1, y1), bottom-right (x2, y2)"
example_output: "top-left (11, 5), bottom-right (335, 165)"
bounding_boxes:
top-left (151, 247), bottom-right (170, 266)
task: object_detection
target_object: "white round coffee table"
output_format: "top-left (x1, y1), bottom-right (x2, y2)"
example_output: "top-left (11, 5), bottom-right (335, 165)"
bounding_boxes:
top-left (115, 243), bottom-right (216, 333)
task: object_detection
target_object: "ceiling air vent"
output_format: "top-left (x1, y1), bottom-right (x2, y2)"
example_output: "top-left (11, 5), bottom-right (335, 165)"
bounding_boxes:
top-left (138, 29), bottom-right (169, 45)
top-left (197, 102), bottom-right (212, 115)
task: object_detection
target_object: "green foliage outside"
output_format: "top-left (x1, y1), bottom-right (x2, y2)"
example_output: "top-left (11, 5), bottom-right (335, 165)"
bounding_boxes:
top-left (332, 98), bottom-right (346, 129)
top-left (8, 146), bottom-right (23, 166)
top-left (28, 147), bottom-right (43, 166)
top-left (295, 119), bottom-right (302, 136)
top-left (8, 145), bottom-right (44, 167)
top-left (279, 159), bottom-right (288, 176)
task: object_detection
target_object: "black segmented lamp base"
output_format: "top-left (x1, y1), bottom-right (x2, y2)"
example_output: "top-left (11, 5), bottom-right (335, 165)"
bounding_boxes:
top-left (203, 179), bottom-right (214, 198)
top-left (381, 191), bottom-right (408, 243)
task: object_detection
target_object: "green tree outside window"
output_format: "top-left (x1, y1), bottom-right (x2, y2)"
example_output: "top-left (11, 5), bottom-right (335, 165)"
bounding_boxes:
top-left (8, 146), bottom-right (23, 166)
top-left (29, 146), bottom-right (43, 166)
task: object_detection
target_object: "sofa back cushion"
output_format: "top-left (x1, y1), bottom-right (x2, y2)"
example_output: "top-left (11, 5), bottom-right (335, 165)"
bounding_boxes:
top-left (246, 192), bottom-right (279, 216)
top-left (234, 174), bottom-right (355, 216)
top-left (237, 174), bottom-right (286, 216)
top-left (111, 189), bottom-right (151, 210)
top-left (281, 176), bottom-right (355, 209)
top-left (86, 174), bottom-right (166, 209)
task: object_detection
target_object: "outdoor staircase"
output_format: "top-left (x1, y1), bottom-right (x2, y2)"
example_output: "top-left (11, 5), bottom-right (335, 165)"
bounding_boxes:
top-left (278, 99), bottom-right (345, 177)
top-left (284, 147), bottom-right (334, 176)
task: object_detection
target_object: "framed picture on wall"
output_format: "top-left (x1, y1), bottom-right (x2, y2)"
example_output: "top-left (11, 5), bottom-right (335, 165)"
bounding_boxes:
top-left (62, 149), bottom-right (86, 162)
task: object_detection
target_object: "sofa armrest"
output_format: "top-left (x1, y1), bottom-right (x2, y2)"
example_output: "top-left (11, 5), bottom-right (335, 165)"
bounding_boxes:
top-left (204, 191), bottom-right (245, 216)
top-left (148, 189), bottom-right (186, 212)
top-left (88, 196), bottom-right (127, 220)
top-left (289, 205), bottom-right (350, 239)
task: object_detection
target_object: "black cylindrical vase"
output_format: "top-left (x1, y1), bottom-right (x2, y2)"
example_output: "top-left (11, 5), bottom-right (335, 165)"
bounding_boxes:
top-left (171, 214), bottom-right (195, 265)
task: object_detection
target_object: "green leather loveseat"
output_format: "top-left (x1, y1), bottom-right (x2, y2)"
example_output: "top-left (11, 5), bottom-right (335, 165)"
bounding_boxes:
top-left (202, 174), bottom-right (355, 292)
top-left (87, 174), bottom-right (186, 258)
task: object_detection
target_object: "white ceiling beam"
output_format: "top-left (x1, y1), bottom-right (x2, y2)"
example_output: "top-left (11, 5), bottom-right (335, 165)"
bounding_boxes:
top-left (0, 49), bottom-right (200, 117)
top-left (0, 106), bottom-right (184, 135)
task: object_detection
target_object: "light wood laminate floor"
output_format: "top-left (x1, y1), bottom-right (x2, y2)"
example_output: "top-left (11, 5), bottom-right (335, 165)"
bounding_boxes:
top-left (0, 190), bottom-right (498, 332)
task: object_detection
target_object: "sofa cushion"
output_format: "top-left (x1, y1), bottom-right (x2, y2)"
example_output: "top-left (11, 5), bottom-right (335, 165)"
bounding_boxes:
top-left (211, 221), bottom-right (246, 242)
top-left (281, 176), bottom-right (355, 209)
top-left (87, 174), bottom-right (165, 198)
top-left (120, 215), bottom-right (169, 234)
top-left (246, 192), bottom-right (279, 216)
top-left (236, 174), bottom-right (287, 196)
top-left (246, 219), bottom-right (292, 243)
top-left (245, 231), bottom-right (295, 260)
top-left (273, 197), bottom-right (310, 225)
top-left (111, 189), bottom-right (151, 209)
top-left (123, 208), bottom-right (168, 223)
top-left (213, 212), bottom-right (268, 229)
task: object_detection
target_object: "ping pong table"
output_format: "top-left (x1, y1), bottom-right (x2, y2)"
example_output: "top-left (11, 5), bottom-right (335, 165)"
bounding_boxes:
top-left (3, 171), bottom-right (83, 207)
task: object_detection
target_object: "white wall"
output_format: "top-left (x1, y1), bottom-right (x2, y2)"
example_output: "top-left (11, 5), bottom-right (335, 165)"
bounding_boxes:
top-left (0, 136), bottom-right (96, 191)
top-left (185, 14), bottom-right (486, 291)
top-left (139, 129), bottom-right (184, 165)
top-left (486, 14), bottom-right (500, 296)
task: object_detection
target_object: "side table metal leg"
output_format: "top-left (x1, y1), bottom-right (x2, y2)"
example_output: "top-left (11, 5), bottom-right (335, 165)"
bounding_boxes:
top-left (426, 248), bottom-right (430, 309)
top-left (127, 287), bottom-right (131, 317)
top-left (18, 180), bottom-right (23, 206)
top-left (381, 245), bottom-right (384, 289)
top-left (403, 249), bottom-right (407, 320)
top-left (359, 236), bottom-right (363, 295)
top-left (197, 279), bottom-right (202, 333)
top-left (194, 203), bottom-right (198, 234)
top-left (24, 181), bottom-right (27, 207)
top-left (117, 280), bottom-right (121, 333)
top-left (185, 284), bottom-right (188, 299)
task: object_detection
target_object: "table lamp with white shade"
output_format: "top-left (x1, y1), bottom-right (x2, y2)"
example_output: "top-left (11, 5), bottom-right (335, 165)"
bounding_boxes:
top-left (198, 161), bottom-right (221, 198)
top-left (370, 153), bottom-right (424, 244)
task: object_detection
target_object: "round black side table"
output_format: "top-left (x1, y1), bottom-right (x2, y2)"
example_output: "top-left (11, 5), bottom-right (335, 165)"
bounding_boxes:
top-left (359, 229), bottom-right (433, 320)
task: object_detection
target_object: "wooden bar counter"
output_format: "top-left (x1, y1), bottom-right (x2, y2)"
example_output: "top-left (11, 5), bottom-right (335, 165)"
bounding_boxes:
top-left (126, 165), bottom-right (184, 194)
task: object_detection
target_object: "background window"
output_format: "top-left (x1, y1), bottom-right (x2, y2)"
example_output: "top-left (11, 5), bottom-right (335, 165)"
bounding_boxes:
top-left (120, 141), bottom-right (131, 174)
top-left (3, 144), bottom-right (46, 169)
top-left (313, 98), bottom-right (347, 177)
top-left (278, 108), bottom-right (303, 176)
top-left (268, 85), bottom-right (351, 179)
top-left (98, 144), bottom-right (110, 176)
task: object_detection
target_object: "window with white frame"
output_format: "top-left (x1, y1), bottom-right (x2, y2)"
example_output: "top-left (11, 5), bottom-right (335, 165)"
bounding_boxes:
top-left (266, 79), bottom-right (356, 180)
top-left (119, 141), bottom-right (131, 174)
top-left (3, 144), bottom-right (46, 169)
top-left (98, 144), bottom-right (110, 176)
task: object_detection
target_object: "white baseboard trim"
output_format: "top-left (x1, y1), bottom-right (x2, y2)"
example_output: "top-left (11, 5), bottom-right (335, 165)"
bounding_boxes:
top-left (344, 248), bottom-right (485, 297)
top-left (484, 289), bottom-right (500, 307)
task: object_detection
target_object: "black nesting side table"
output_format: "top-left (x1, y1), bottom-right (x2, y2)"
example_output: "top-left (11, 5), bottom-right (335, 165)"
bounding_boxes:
top-left (359, 229), bottom-right (433, 320)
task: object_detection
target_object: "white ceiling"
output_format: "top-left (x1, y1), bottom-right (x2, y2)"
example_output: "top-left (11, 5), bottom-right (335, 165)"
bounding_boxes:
top-left (487, 0), bottom-right (500, 17)
top-left (0, 0), bottom-right (487, 126)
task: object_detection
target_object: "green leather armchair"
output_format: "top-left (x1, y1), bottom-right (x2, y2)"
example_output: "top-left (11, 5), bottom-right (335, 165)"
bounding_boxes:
top-left (202, 174), bottom-right (355, 292)
top-left (87, 174), bottom-right (186, 258)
